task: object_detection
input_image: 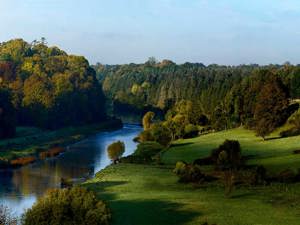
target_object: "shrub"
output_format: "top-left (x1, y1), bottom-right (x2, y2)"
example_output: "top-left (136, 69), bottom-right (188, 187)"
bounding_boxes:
top-left (173, 161), bottom-right (206, 183)
top-left (121, 142), bottom-right (163, 164)
top-left (184, 124), bottom-right (198, 138)
top-left (133, 142), bottom-right (163, 160)
top-left (252, 165), bottom-right (267, 185)
top-left (107, 141), bottom-right (125, 164)
top-left (22, 187), bottom-right (110, 225)
top-left (138, 130), bottom-right (154, 142)
top-left (277, 169), bottom-right (296, 183)
top-left (150, 123), bottom-right (172, 147)
top-left (211, 140), bottom-right (242, 170)
top-left (239, 166), bottom-right (267, 186)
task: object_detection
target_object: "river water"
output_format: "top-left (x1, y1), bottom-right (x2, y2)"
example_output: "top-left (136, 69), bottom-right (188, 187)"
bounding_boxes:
top-left (0, 124), bottom-right (142, 217)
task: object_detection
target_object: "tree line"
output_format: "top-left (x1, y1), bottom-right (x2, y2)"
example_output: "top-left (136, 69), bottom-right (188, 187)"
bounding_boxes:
top-left (94, 59), bottom-right (300, 136)
top-left (0, 39), bottom-right (107, 139)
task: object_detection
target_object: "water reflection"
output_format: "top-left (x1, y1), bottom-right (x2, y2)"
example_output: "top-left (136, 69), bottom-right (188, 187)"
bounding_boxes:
top-left (0, 124), bottom-right (141, 216)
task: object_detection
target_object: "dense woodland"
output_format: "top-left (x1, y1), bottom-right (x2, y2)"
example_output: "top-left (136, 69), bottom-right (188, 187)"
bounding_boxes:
top-left (94, 59), bottom-right (300, 133)
top-left (0, 39), bottom-right (106, 139)
top-left (1, 38), bottom-right (300, 141)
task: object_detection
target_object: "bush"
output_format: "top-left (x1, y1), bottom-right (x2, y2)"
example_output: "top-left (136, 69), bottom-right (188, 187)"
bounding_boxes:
top-left (137, 130), bottom-right (154, 142)
top-left (150, 123), bottom-right (172, 147)
top-left (184, 124), bottom-right (198, 138)
top-left (121, 142), bottom-right (163, 164)
top-left (239, 166), bottom-right (267, 186)
top-left (211, 140), bottom-right (242, 170)
top-left (22, 187), bottom-right (110, 225)
top-left (173, 161), bottom-right (206, 183)
top-left (107, 141), bottom-right (125, 164)
top-left (134, 142), bottom-right (163, 160)
top-left (251, 165), bottom-right (267, 185)
top-left (277, 169), bottom-right (296, 183)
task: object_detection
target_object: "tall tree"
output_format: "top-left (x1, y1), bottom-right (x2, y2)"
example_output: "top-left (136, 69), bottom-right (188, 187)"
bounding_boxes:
top-left (142, 111), bottom-right (155, 130)
top-left (254, 77), bottom-right (289, 140)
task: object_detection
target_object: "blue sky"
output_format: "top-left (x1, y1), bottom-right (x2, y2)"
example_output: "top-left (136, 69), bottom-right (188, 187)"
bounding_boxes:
top-left (1, 0), bottom-right (300, 65)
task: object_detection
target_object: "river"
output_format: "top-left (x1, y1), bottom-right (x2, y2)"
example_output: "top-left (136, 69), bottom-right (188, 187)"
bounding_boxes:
top-left (0, 124), bottom-right (142, 217)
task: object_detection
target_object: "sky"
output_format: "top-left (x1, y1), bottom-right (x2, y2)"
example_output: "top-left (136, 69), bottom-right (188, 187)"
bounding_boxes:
top-left (1, 0), bottom-right (300, 65)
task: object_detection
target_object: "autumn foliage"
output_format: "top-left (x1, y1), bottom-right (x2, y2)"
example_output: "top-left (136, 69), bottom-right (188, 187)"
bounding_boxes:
top-left (107, 141), bottom-right (125, 163)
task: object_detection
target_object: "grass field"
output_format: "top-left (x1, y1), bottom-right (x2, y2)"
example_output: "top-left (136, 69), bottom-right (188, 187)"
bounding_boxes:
top-left (84, 127), bottom-right (300, 225)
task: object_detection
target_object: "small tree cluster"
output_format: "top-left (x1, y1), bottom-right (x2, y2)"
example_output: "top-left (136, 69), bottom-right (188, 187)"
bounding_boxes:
top-left (173, 161), bottom-right (206, 183)
top-left (211, 140), bottom-right (243, 197)
top-left (22, 187), bottom-right (110, 225)
top-left (107, 141), bottom-right (125, 164)
top-left (211, 140), bottom-right (242, 171)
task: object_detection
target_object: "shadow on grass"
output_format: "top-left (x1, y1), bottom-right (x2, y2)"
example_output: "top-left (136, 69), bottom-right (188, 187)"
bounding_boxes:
top-left (265, 136), bottom-right (283, 141)
top-left (230, 192), bottom-right (255, 199)
top-left (83, 181), bottom-right (201, 225)
top-left (82, 181), bottom-right (128, 201)
top-left (110, 199), bottom-right (201, 225)
top-left (171, 142), bottom-right (194, 147)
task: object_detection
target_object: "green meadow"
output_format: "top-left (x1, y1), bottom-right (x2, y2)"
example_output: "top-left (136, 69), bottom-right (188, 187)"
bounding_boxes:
top-left (84, 128), bottom-right (300, 225)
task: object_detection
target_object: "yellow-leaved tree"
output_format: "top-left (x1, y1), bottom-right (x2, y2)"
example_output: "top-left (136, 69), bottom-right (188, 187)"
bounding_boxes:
top-left (107, 141), bottom-right (125, 164)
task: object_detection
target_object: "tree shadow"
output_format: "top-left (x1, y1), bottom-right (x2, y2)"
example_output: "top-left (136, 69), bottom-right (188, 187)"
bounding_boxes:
top-left (83, 181), bottom-right (201, 225)
top-left (82, 181), bottom-right (128, 200)
top-left (230, 192), bottom-right (255, 199)
top-left (109, 199), bottom-right (201, 225)
top-left (171, 142), bottom-right (193, 147)
top-left (265, 136), bottom-right (282, 141)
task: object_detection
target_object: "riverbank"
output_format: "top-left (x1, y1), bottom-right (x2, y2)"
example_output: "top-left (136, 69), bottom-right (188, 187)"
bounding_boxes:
top-left (83, 127), bottom-right (300, 225)
top-left (0, 119), bottom-right (123, 168)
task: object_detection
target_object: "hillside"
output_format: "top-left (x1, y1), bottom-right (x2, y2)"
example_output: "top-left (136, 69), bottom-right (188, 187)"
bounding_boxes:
top-left (84, 128), bottom-right (300, 225)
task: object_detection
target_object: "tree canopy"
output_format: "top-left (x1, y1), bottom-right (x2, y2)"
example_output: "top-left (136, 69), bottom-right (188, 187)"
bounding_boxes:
top-left (94, 62), bottom-right (299, 131)
top-left (0, 38), bottom-right (106, 131)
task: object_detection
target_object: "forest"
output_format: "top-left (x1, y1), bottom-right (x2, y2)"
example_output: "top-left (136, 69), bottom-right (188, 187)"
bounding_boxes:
top-left (0, 39), bottom-right (107, 139)
top-left (94, 59), bottom-right (300, 132)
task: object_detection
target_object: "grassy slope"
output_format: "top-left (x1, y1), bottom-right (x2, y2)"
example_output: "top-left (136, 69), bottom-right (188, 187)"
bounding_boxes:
top-left (163, 127), bottom-right (300, 172)
top-left (0, 121), bottom-right (121, 160)
top-left (84, 128), bottom-right (300, 225)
